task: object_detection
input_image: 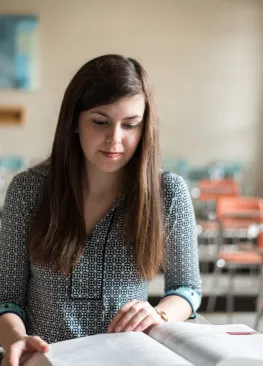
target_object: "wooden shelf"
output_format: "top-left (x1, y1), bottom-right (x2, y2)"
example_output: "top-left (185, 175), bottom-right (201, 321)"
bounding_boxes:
top-left (0, 106), bottom-right (24, 125)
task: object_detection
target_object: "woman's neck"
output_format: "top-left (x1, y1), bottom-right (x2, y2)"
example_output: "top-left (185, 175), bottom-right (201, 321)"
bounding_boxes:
top-left (83, 164), bottom-right (123, 200)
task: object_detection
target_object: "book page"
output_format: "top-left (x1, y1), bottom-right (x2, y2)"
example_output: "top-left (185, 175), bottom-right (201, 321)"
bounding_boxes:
top-left (218, 359), bottom-right (263, 366)
top-left (23, 331), bottom-right (193, 366)
top-left (149, 322), bottom-right (263, 366)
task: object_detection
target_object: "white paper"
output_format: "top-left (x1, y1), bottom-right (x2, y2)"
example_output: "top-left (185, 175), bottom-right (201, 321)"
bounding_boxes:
top-left (24, 331), bottom-right (193, 366)
top-left (149, 323), bottom-right (263, 366)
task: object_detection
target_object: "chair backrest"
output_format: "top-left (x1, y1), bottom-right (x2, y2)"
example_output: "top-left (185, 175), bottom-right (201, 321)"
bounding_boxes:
top-left (216, 197), bottom-right (263, 247)
top-left (256, 231), bottom-right (263, 249)
top-left (198, 179), bottom-right (239, 202)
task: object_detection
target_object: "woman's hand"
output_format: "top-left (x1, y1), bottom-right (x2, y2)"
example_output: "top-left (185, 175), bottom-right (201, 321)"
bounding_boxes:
top-left (2, 335), bottom-right (49, 366)
top-left (107, 300), bottom-right (164, 334)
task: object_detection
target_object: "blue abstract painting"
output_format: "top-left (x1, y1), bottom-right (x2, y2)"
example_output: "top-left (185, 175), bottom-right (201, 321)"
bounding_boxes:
top-left (0, 15), bottom-right (38, 90)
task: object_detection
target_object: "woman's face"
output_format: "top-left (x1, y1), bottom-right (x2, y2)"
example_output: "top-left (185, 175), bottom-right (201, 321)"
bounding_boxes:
top-left (78, 94), bottom-right (145, 174)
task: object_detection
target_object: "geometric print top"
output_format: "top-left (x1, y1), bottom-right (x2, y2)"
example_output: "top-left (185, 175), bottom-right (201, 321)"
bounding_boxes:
top-left (0, 168), bottom-right (202, 344)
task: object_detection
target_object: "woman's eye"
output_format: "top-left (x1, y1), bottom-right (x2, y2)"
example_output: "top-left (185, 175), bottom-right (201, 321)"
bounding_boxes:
top-left (123, 124), bottom-right (138, 129)
top-left (92, 120), bottom-right (108, 126)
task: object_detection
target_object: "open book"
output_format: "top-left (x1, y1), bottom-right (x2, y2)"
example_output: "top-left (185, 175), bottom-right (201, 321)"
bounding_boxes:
top-left (23, 323), bottom-right (263, 366)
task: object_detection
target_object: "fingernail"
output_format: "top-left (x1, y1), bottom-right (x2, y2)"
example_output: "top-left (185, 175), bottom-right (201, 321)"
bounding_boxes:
top-left (115, 327), bottom-right (120, 333)
top-left (124, 327), bottom-right (131, 332)
top-left (136, 327), bottom-right (141, 332)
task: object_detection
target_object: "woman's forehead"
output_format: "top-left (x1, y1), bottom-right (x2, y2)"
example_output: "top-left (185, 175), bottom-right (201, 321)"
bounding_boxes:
top-left (86, 95), bottom-right (145, 119)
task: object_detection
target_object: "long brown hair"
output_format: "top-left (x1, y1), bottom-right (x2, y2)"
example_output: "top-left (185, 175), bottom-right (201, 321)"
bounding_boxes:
top-left (29, 54), bottom-right (163, 280)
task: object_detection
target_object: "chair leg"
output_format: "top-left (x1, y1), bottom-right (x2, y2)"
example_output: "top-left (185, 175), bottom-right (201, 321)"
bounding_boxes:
top-left (249, 264), bottom-right (257, 277)
top-left (254, 264), bottom-right (263, 330)
top-left (227, 266), bottom-right (235, 323)
top-left (207, 262), bottom-right (223, 313)
top-left (254, 310), bottom-right (263, 331)
top-left (201, 232), bottom-right (212, 274)
top-left (202, 261), bottom-right (209, 274)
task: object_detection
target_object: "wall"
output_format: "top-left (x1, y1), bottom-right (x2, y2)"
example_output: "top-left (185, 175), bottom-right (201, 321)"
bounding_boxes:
top-left (0, 0), bottom-right (263, 192)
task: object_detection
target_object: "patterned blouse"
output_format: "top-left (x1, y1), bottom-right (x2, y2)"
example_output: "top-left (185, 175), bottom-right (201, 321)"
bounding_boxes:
top-left (0, 168), bottom-right (201, 344)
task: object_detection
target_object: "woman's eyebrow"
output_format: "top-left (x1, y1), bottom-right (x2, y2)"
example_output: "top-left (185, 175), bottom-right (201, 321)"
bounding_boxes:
top-left (91, 111), bottom-right (143, 120)
top-left (122, 115), bottom-right (143, 121)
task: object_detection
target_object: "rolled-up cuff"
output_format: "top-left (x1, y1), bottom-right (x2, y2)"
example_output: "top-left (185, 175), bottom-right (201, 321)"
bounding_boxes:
top-left (161, 287), bottom-right (202, 319)
top-left (0, 302), bottom-right (25, 322)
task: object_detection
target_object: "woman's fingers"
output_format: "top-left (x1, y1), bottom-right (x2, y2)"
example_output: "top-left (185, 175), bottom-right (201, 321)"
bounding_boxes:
top-left (107, 300), bottom-right (138, 333)
top-left (121, 306), bottom-right (150, 332)
top-left (108, 300), bottom-right (162, 333)
top-left (27, 336), bottom-right (49, 352)
top-left (7, 340), bottom-right (27, 366)
top-left (4, 336), bottom-right (49, 366)
top-left (133, 315), bottom-right (156, 333)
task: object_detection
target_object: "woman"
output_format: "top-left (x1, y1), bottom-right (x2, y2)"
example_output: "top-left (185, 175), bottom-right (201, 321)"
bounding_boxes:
top-left (0, 54), bottom-right (201, 365)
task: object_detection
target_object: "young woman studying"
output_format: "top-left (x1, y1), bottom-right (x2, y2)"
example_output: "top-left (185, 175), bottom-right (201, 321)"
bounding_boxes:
top-left (0, 54), bottom-right (201, 366)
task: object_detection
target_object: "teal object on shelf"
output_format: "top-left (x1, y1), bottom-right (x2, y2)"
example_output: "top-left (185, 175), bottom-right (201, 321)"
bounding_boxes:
top-left (209, 160), bottom-right (243, 179)
top-left (0, 156), bottom-right (25, 171)
top-left (183, 166), bottom-right (214, 181)
top-left (185, 168), bottom-right (208, 180)
top-left (162, 158), bottom-right (187, 175)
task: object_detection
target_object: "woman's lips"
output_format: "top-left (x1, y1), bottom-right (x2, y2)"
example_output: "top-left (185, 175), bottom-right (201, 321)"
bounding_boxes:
top-left (100, 151), bottom-right (123, 158)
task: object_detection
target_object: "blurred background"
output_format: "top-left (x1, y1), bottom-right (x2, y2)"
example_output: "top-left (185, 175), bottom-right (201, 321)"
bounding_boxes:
top-left (1, 0), bottom-right (263, 330)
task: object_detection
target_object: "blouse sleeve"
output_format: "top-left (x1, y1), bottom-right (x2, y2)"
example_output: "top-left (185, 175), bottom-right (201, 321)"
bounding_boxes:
top-left (161, 172), bottom-right (202, 318)
top-left (0, 173), bottom-right (30, 323)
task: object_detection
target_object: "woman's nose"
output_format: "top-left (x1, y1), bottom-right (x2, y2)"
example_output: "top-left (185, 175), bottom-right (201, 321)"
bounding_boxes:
top-left (107, 125), bottom-right (122, 145)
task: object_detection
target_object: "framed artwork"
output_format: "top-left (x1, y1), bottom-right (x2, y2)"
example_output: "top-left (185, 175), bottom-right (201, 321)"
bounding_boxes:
top-left (0, 15), bottom-right (38, 90)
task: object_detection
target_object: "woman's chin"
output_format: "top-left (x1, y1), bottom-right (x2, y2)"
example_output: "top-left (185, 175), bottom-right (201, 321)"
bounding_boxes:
top-left (96, 162), bottom-right (124, 174)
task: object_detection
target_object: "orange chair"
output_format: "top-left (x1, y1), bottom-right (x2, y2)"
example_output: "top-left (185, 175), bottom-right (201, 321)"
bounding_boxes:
top-left (194, 180), bottom-right (239, 272)
top-left (198, 179), bottom-right (239, 201)
top-left (194, 179), bottom-right (239, 224)
top-left (207, 196), bottom-right (263, 324)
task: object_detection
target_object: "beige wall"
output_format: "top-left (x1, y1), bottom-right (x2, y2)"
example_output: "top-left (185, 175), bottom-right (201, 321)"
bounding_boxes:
top-left (0, 0), bottom-right (263, 192)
